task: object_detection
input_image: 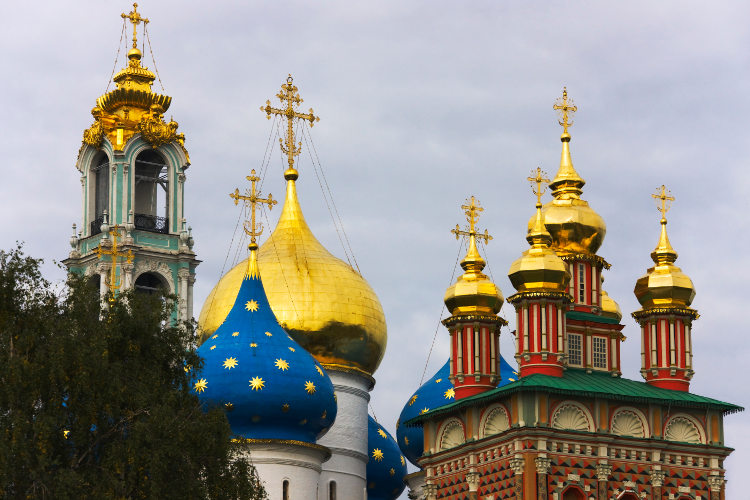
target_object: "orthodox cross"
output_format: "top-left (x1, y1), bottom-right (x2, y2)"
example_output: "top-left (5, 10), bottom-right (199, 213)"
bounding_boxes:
top-left (95, 226), bottom-right (134, 300)
top-left (451, 196), bottom-right (493, 244)
top-left (121, 3), bottom-right (149, 49)
top-left (261, 75), bottom-right (320, 172)
top-left (230, 169), bottom-right (277, 244)
top-left (553, 87), bottom-right (577, 134)
top-left (652, 184), bottom-right (674, 219)
top-left (527, 167), bottom-right (550, 205)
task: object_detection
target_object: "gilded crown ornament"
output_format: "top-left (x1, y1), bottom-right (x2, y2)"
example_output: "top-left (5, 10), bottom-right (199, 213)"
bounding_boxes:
top-left (261, 75), bottom-right (320, 177)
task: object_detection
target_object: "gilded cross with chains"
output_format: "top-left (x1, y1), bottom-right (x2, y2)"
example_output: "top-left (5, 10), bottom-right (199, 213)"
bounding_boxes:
top-left (121, 3), bottom-right (149, 49)
top-left (451, 196), bottom-right (493, 244)
top-left (261, 75), bottom-right (320, 172)
top-left (528, 167), bottom-right (550, 205)
top-left (553, 87), bottom-right (577, 134)
top-left (95, 226), bottom-right (134, 300)
top-left (652, 185), bottom-right (674, 219)
top-left (230, 169), bottom-right (277, 244)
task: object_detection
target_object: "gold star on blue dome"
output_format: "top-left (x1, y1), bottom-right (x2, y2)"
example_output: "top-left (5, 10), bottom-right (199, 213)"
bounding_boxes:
top-left (194, 378), bottom-right (207, 393)
top-left (245, 300), bottom-right (259, 312)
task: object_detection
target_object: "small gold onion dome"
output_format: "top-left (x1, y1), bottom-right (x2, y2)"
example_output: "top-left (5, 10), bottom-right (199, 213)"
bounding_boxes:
top-left (198, 170), bottom-right (387, 376)
top-left (510, 195), bottom-right (570, 294)
top-left (600, 289), bottom-right (622, 321)
top-left (443, 199), bottom-right (503, 316)
top-left (634, 205), bottom-right (695, 309)
top-left (529, 90), bottom-right (606, 256)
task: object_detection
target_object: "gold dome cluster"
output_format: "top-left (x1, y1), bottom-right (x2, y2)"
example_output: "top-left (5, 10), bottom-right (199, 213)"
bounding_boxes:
top-left (634, 186), bottom-right (696, 311)
top-left (529, 89), bottom-right (606, 257)
top-left (509, 168), bottom-right (570, 295)
top-left (443, 197), bottom-right (504, 317)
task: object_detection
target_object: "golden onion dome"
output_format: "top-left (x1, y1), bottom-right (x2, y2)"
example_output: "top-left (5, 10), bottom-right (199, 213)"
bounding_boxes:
top-left (198, 169), bottom-right (387, 376)
top-left (444, 198), bottom-right (503, 316)
top-left (600, 289), bottom-right (622, 321)
top-left (634, 204), bottom-right (695, 310)
top-left (529, 90), bottom-right (606, 256)
top-left (509, 190), bottom-right (570, 294)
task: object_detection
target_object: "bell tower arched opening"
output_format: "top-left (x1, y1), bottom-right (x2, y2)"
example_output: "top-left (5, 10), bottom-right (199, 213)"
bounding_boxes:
top-left (134, 149), bottom-right (169, 233)
top-left (90, 151), bottom-right (109, 235)
top-left (134, 272), bottom-right (167, 295)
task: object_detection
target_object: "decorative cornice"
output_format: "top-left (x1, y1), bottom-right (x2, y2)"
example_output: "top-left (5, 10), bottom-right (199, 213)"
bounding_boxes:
top-left (632, 306), bottom-right (699, 321)
top-left (560, 253), bottom-right (611, 270)
top-left (507, 290), bottom-right (572, 304)
top-left (442, 314), bottom-right (507, 328)
top-left (231, 437), bottom-right (331, 461)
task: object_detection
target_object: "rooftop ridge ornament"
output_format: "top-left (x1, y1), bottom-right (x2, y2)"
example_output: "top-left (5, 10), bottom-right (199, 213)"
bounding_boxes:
top-left (553, 87), bottom-right (577, 135)
top-left (261, 75), bottom-right (320, 177)
top-left (230, 169), bottom-right (278, 246)
top-left (451, 196), bottom-right (493, 244)
top-left (121, 3), bottom-right (149, 50)
top-left (94, 225), bottom-right (134, 301)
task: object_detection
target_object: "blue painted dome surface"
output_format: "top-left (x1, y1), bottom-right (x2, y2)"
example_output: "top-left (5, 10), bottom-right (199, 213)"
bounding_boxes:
top-left (396, 356), bottom-right (517, 467)
top-left (367, 415), bottom-right (407, 500)
top-left (194, 260), bottom-right (337, 443)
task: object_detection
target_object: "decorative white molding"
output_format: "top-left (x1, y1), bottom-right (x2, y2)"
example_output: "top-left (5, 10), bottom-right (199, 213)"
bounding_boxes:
top-left (664, 415), bottom-right (705, 444)
top-left (438, 419), bottom-right (465, 451)
top-left (481, 405), bottom-right (510, 438)
top-left (611, 409), bottom-right (647, 438)
top-left (551, 402), bottom-right (594, 432)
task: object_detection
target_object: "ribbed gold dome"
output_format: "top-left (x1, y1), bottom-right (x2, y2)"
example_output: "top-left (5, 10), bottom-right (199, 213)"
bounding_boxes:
top-left (600, 289), bottom-right (622, 321)
top-left (198, 171), bottom-right (387, 376)
top-left (444, 234), bottom-right (504, 316)
top-left (634, 215), bottom-right (695, 310)
top-left (510, 195), bottom-right (570, 294)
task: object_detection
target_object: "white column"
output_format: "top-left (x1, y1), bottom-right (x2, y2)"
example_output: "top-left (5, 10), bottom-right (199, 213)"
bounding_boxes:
top-left (317, 369), bottom-right (371, 500)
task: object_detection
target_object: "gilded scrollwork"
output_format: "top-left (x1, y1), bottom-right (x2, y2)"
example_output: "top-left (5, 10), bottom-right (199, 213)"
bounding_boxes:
top-left (82, 107), bottom-right (105, 147)
top-left (138, 104), bottom-right (184, 148)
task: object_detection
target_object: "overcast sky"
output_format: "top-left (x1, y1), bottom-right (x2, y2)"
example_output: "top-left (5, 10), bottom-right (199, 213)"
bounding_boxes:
top-left (2, 1), bottom-right (749, 497)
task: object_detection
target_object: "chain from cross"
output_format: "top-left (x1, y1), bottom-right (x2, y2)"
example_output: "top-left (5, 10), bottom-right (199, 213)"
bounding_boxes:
top-left (121, 3), bottom-right (149, 49)
top-left (652, 184), bottom-right (674, 219)
top-left (230, 169), bottom-right (277, 245)
top-left (451, 196), bottom-right (493, 244)
top-left (553, 87), bottom-right (577, 134)
top-left (95, 225), bottom-right (134, 300)
top-left (527, 167), bottom-right (550, 206)
top-left (261, 75), bottom-right (320, 172)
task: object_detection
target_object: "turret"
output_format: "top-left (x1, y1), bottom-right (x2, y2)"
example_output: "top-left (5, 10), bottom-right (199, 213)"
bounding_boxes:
top-left (633, 186), bottom-right (697, 391)
top-left (508, 168), bottom-right (572, 377)
top-left (443, 197), bottom-right (506, 399)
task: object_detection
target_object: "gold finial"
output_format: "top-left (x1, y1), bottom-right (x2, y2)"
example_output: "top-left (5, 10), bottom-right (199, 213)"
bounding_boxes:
top-left (451, 196), bottom-right (492, 244)
top-left (553, 87), bottom-right (577, 135)
top-left (230, 169), bottom-right (278, 246)
top-left (652, 184), bottom-right (674, 221)
top-left (527, 167), bottom-right (550, 207)
top-left (650, 185), bottom-right (677, 265)
top-left (95, 226), bottom-right (134, 301)
top-left (121, 3), bottom-right (149, 49)
top-left (261, 75), bottom-right (320, 178)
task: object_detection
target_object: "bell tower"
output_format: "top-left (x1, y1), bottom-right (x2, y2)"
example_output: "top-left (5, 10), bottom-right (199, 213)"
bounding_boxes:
top-left (63, 3), bottom-right (199, 321)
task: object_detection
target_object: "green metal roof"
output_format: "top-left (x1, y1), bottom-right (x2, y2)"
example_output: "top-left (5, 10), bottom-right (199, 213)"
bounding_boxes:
top-left (405, 369), bottom-right (743, 426)
top-left (566, 310), bottom-right (621, 325)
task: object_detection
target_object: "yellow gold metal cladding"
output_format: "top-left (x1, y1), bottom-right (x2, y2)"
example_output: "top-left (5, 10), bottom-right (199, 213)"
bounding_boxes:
top-left (198, 177), bottom-right (387, 375)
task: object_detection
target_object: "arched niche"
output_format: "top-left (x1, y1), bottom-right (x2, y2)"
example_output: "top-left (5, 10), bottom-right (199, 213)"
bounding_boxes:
top-left (479, 405), bottom-right (510, 438)
top-left (133, 149), bottom-right (169, 233)
top-left (134, 272), bottom-right (169, 295)
top-left (664, 414), bottom-right (705, 444)
top-left (437, 418), bottom-right (465, 451)
top-left (561, 485), bottom-right (585, 500)
top-left (610, 407), bottom-right (649, 438)
top-left (88, 150), bottom-right (110, 235)
top-left (550, 401), bottom-right (594, 432)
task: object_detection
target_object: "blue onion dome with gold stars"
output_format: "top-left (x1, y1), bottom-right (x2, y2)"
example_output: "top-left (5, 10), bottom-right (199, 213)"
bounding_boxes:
top-left (367, 415), bottom-right (407, 500)
top-left (193, 246), bottom-right (337, 443)
top-left (396, 356), bottom-right (517, 466)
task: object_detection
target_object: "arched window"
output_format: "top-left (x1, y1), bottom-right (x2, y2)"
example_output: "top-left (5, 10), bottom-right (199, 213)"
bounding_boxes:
top-left (562, 486), bottom-right (585, 500)
top-left (619, 493), bottom-right (639, 500)
top-left (134, 149), bottom-right (169, 233)
top-left (329, 481), bottom-right (336, 500)
top-left (91, 151), bottom-right (109, 235)
top-left (282, 479), bottom-right (289, 500)
top-left (134, 272), bottom-right (166, 295)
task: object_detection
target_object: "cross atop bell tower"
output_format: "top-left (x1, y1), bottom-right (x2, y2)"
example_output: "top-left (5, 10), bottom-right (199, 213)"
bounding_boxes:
top-left (261, 75), bottom-right (320, 177)
top-left (121, 3), bottom-right (149, 49)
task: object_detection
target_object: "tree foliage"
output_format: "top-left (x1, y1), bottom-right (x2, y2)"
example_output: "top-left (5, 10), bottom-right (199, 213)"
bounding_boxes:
top-left (0, 245), bottom-right (266, 499)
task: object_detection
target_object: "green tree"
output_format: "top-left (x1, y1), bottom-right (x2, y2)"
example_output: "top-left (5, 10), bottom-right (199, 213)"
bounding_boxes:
top-left (0, 246), bottom-right (266, 499)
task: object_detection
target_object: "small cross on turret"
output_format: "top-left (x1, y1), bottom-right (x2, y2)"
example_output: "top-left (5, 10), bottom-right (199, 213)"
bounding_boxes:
top-left (528, 167), bottom-right (550, 206)
top-left (451, 196), bottom-right (493, 244)
top-left (652, 184), bottom-right (674, 220)
top-left (553, 87), bottom-right (577, 135)
top-left (121, 3), bottom-right (149, 49)
top-left (230, 170), bottom-right (277, 246)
